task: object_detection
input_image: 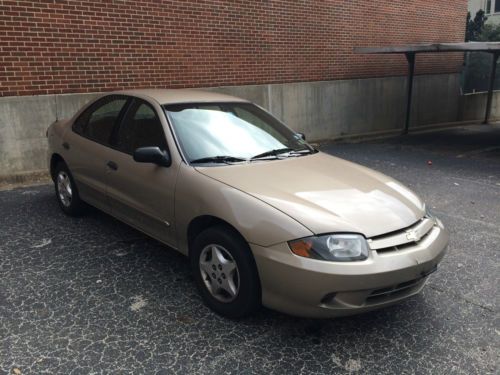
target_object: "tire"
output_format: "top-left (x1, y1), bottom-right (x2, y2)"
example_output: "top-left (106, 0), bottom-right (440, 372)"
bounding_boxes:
top-left (54, 162), bottom-right (86, 216)
top-left (190, 225), bottom-right (261, 318)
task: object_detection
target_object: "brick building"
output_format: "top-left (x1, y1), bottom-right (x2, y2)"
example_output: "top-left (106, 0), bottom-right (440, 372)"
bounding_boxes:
top-left (0, 0), bottom-right (469, 178)
top-left (1, 0), bottom-right (466, 96)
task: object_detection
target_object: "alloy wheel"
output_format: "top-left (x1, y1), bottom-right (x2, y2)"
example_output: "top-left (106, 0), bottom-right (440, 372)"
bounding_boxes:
top-left (199, 244), bottom-right (240, 302)
top-left (57, 171), bottom-right (72, 207)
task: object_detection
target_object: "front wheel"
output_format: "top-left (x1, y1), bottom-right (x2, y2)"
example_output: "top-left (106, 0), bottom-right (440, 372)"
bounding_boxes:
top-left (54, 162), bottom-right (86, 216)
top-left (190, 226), bottom-right (261, 318)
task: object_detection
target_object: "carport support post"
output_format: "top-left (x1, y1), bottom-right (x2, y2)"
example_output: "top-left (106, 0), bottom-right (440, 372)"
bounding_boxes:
top-left (403, 52), bottom-right (416, 135)
top-left (484, 52), bottom-right (499, 124)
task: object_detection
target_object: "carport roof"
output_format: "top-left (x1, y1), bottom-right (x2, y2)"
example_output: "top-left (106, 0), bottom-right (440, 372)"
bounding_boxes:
top-left (355, 42), bottom-right (500, 134)
top-left (355, 42), bottom-right (500, 54)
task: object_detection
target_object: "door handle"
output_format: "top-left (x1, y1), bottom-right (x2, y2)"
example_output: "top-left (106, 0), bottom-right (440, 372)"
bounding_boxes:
top-left (62, 142), bottom-right (70, 150)
top-left (107, 161), bottom-right (118, 171)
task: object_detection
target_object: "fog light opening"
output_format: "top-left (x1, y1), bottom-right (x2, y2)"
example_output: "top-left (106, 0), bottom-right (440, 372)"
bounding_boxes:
top-left (320, 292), bottom-right (337, 305)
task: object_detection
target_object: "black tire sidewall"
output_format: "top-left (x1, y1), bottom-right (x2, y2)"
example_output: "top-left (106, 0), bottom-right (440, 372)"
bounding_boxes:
top-left (191, 226), bottom-right (261, 318)
top-left (54, 162), bottom-right (85, 216)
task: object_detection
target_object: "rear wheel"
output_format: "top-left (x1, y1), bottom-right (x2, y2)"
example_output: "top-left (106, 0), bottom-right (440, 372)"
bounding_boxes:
top-left (191, 225), bottom-right (261, 318)
top-left (54, 162), bottom-right (86, 216)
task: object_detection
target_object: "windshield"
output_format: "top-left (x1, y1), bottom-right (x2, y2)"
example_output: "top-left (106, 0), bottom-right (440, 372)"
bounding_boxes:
top-left (163, 102), bottom-right (313, 163)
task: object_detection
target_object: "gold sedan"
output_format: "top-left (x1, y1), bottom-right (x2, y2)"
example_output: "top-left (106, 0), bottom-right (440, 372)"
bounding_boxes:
top-left (47, 89), bottom-right (449, 318)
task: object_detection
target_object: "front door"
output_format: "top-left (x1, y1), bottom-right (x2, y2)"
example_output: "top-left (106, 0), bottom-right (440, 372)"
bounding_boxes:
top-left (105, 98), bottom-right (179, 248)
top-left (66, 95), bottom-right (129, 212)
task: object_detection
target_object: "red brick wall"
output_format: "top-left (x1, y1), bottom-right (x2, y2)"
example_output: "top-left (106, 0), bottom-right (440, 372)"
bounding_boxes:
top-left (0, 0), bottom-right (467, 97)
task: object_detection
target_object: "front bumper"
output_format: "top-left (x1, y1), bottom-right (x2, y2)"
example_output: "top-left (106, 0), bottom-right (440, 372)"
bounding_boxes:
top-left (250, 223), bottom-right (449, 318)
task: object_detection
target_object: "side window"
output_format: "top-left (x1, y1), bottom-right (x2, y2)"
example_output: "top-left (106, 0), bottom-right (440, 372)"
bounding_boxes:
top-left (85, 97), bottom-right (127, 145)
top-left (73, 96), bottom-right (127, 145)
top-left (72, 107), bottom-right (90, 135)
top-left (116, 100), bottom-right (168, 154)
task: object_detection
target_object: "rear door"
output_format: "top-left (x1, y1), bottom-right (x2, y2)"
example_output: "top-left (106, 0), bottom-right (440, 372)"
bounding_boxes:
top-left (105, 98), bottom-right (179, 247)
top-left (64, 95), bottom-right (129, 212)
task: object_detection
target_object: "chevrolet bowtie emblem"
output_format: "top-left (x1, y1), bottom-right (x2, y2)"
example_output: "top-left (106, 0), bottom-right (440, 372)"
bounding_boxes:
top-left (406, 229), bottom-right (419, 241)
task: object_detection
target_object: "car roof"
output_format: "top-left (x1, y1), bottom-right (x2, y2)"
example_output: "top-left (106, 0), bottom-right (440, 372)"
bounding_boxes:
top-left (110, 89), bottom-right (249, 105)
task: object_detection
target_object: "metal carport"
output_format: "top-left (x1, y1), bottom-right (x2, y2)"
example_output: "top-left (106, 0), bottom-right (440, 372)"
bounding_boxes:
top-left (355, 42), bottom-right (500, 134)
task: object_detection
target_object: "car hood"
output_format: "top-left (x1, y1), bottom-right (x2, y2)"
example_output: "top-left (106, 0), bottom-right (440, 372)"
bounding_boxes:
top-left (195, 152), bottom-right (425, 238)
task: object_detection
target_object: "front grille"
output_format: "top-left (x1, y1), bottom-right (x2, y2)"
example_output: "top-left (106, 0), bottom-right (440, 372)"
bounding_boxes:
top-left (365, 265), bottom-right (437, 304)
top-left (368, 216), bottom-right (435, 254)
top-left (377, 228), bottom-right (433, 253)
top-left (366, 277), bottom-right (425, 304)
top-left (320, 268), bottom-right (435, 309)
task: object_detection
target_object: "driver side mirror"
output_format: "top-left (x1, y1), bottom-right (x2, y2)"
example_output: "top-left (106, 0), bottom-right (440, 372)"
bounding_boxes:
top-left (297, 132), bottom-right (306, 141)
top-left (133, 147), bottom-right (171, 167)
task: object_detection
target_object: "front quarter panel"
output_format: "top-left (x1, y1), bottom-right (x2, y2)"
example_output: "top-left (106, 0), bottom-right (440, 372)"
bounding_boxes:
top-left (175, 163), bottom-right (313, 255)
top-left (47, 95), bottom-right (102, 174)
top-left (47, 119), bottom-right (72, 170)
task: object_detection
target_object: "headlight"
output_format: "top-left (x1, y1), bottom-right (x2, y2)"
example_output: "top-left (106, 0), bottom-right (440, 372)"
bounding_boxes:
top-left (288, 234), bottom-right (369, 262)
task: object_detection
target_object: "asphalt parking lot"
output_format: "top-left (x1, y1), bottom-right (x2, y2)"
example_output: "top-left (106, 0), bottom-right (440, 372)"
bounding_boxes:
top-left (1, 125), bottom-right (499, 374)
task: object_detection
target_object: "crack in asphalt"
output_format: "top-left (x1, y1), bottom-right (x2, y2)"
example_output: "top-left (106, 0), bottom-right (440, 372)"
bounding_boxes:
top-left (431, 210), bottom-right (499, 230)
top-left (427, 284), bottom-right (497, 313)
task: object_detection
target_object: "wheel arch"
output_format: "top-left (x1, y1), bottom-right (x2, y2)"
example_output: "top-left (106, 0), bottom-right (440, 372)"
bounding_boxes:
top-left (50, 153), bottom-right (65, 181)
top-left (187, 215), bottom-right (249, 257)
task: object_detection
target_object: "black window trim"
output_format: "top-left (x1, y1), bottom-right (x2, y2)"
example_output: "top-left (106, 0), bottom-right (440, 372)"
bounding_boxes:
top-left (71, 94), bottom-right (132, 147)
top-left (71, 95), bottom-right (172, 165)
top-left (111, 97), bottom-right (171, 157)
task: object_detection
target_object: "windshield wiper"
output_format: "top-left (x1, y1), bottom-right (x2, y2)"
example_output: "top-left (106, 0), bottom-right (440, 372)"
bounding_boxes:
top-left (288, 149), bottom-right (314, 155)
top-left (250, 147), bottom-right (313, 160)
top-left (250, 148), bottom-right (294, 160)
top-left (190, 156), bottom-right (247, 164)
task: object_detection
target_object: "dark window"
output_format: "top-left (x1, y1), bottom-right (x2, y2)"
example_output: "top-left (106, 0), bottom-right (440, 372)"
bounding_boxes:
top-left (73, 108), bottom-right (89, 135)
top-left (115, 100), bottom-right (168, 154)
top-left (73, 96), bottom-right (127, 146)
top-left (495, 0), bottom-right (500, 13)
